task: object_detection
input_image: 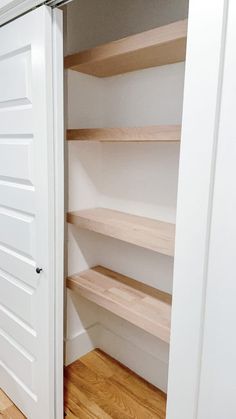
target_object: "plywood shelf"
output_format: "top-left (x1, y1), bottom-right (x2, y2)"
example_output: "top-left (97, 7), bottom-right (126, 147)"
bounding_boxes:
top-left (67, 266), bottom-right (171, 342)
top-left (67, 125), bottom-right (181, 142)
top-left (65, 19), bottom-right (187, 77)
top-left (67, 208), bottom-right (175, 256)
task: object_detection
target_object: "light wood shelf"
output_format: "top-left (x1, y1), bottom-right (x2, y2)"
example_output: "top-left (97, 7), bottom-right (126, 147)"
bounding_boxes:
top-left (67, 266), bottom-right (171, 342)
top-left (65, 19), bottom-right (187, 77)
top-left (67, 208), bottom-right (175, 256)
top-left (67, 125), bottom-right (181, 142)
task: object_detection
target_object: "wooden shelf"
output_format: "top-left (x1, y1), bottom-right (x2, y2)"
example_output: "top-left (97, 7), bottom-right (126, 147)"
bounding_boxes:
top-left (67, 125), bottom-right (181, 142)
top-left (67, 208), bottom-right (175, 256)
top-left (67, 266), bottom-right (171, 342)
top-left (65, 19), bottom-right (187, 77)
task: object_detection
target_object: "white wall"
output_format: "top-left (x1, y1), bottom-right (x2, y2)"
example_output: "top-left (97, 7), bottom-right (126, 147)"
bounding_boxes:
top-left (66, 0), bottom-right (188, 54)
top-left (65, 0), bottom-right (187, 392)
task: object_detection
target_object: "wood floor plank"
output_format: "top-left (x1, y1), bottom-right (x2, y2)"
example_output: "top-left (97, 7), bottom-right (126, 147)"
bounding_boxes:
top-left (65, 406), bottom-right (81, 419)
top-left (65, 403), bottom-right (95, 419)
top-left (66, 365), bottom-right (139, 419)
top-left (65, 350), bottom-right (166, 419)
top-left (83, 349), bottom-right (166, 415)
top-left (65, 366), bottom-right (133, 419)
top-left (65, 377), bottom-right (111, 419)
top-left (80, 349), bottom-right (128, 379)
top-left (1, 405), bottom-right (25, 419)
top-left (0, 390), bottom-right (12, 411)
top-left (0, 390), bottom-right (25, 419)
top-left (1, 349), bottom-right (166, 418)
top-left (64, 394), bottom-right (95, 419)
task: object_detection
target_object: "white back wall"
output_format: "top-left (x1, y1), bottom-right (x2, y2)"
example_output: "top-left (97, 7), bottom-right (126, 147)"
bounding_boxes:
top-left (68, 63), bottom-right (185, 128)
top-left (103, 64), bottom-right (185, 127)
top-left (66, 0), bottom-right (188, 54)
top-left (68, 63), bottom-right (185, 221)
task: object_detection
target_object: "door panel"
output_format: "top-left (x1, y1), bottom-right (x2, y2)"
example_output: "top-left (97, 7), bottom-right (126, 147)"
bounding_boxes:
top-left (0, 47), bottom-right (32, 106)
top-left (0, 208), bottom-right (35, 258)
top-left (0, 137), bottom-right (34, 183)
top-left (0, 330), bottom-right (34, 391)
top-left (0, 305), bottom-right (36, 354)
top-left (0, 268), bottom-right (34, 325)
top-left (0, 183), bottom-right (34, 213)
top-left (0, 6), bottom-right (62, 418)
top-left (0, 109), bottom-right (34, 133)
top-left (0, 245), bottom-right (38, 288)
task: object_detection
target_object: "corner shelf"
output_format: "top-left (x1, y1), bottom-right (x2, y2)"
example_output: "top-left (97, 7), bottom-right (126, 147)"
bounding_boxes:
top-left (67, 266), bottom-right (171, 343)
top-left (67, 125), bottom-right (181, 142)
top-left (64, 19), bottom-right (187, 77)
top-left (67, 208), bottom-right (175, 256)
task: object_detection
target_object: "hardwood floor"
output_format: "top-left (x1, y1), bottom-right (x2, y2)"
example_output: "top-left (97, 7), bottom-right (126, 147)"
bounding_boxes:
top-left (64, 349), bottom-right (167, 419)
top-left (0, 389), bottom-right (25, 418)
top-left (0, 349), bottom-right (166, 418)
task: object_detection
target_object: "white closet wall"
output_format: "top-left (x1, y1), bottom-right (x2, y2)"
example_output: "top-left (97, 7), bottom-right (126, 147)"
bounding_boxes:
top-left (65, 0), bottom-right (188, 392)
top-left (66, 0), bottom-right (189, 54)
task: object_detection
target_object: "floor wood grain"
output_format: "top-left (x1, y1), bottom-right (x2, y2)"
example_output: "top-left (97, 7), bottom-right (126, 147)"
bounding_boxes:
top-left (0, 389), bottom-right (25, 418)
top-left (65, 349), bottom-right (167, 419)
top-left (0, 349), bottom-right (167, 418)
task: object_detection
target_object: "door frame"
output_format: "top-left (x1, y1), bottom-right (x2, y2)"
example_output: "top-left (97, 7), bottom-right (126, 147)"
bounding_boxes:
top-left (0, 0), bottom-right (70, 26)
top-left (197, 1), bottom-right (236, 417)
top-left (0, 0), bottom-right (44, 26)
top-left (52, 7), bottom-right (64, 419)
top-left (167, 1), bottom-right (229, 418)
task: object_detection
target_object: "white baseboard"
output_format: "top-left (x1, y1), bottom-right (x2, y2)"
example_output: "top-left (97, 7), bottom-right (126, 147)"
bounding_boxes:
top-left (65, 323), bottom-right (168, 392)
top-left (65, 323), bottom-right (99, 366)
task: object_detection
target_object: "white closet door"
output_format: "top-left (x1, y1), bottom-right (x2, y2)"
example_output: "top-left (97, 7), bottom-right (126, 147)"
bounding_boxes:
top-left (0, 6), bottom-right (62, 419)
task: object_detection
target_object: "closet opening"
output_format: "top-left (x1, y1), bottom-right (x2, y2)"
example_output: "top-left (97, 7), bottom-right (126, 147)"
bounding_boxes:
top-left (61, 0), bottom-right (189, 416)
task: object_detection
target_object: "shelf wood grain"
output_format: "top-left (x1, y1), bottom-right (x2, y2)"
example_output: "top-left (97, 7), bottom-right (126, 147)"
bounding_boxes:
top-left (67, 125), bottom-right (181, 142)
top-left (65, 19), bottom-right (187, 77)
top-left (67, 266), bottom-right (171, 342)
top-left (67, 208), bottom-right (175, 256)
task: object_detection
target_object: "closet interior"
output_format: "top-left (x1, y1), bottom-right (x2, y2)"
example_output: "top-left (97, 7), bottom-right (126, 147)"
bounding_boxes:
top-left (62, 0), bottom-right (189, 416)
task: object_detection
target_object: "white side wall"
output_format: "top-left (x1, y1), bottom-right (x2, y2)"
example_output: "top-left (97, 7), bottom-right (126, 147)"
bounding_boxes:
top-left (65, 0), bottom-right (187, 392)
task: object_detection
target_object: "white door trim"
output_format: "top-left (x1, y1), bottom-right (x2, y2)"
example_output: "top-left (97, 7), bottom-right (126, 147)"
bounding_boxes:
top-left (167, 1), bottom-right (229, 418)
top-left (52, 7), bottom-right (64, 419)
top-left (197, 1), bottom-right (236, 417)
top-left (0, 0), bottom-right (44, 26)
top-left (0, 0), bottom-right (71, 25)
